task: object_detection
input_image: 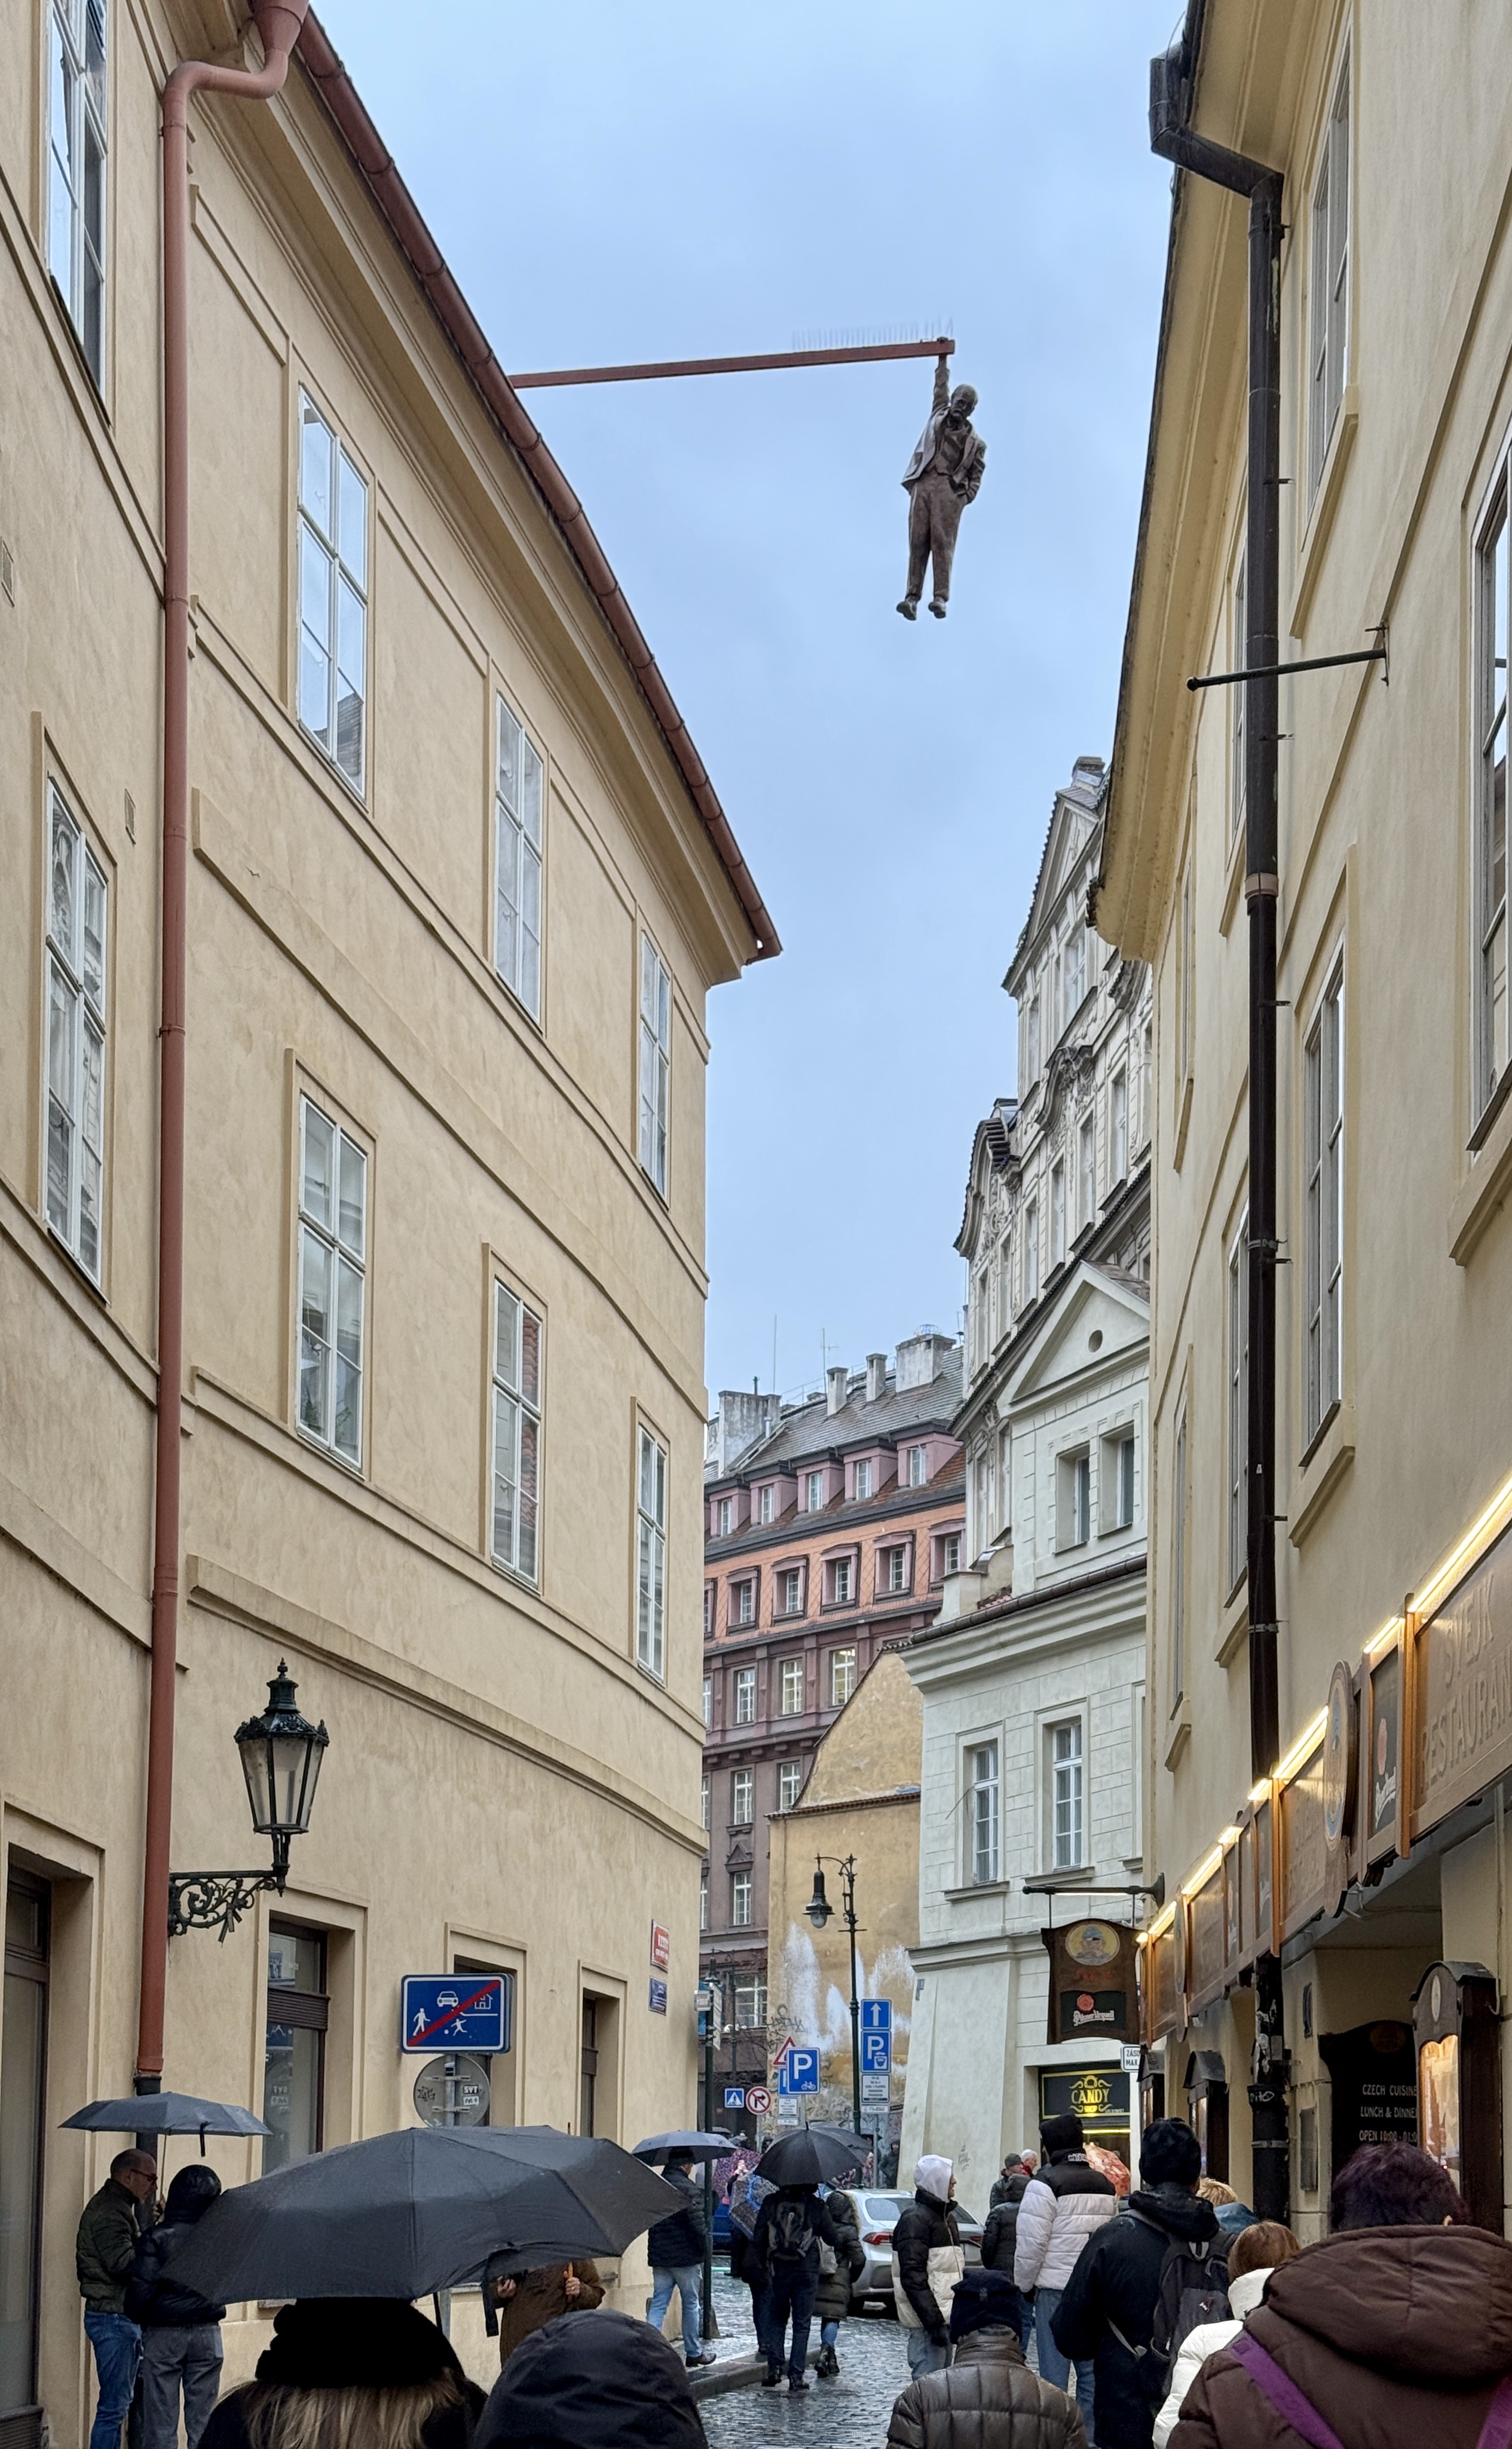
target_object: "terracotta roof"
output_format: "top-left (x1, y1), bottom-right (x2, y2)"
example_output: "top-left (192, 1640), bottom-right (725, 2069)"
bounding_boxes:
top-left (295, 11), bottom-right (778, 962)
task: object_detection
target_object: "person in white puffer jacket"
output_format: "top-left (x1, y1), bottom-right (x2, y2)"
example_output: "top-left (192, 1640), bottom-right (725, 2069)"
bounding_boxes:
top-left (1013, 2114), bottom-right (1116, 2438)
top-left (1150, 2219), bottom-right (1299, 2447)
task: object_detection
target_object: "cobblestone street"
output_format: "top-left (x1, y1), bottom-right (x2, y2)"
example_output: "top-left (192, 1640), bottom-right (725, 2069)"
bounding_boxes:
top-left (698, 2271), bottom-right (911, 2449)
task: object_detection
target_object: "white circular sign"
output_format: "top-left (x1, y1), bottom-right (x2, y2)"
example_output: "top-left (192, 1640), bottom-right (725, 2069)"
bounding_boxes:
top-left (745, 2086), bottom-right (772, 2115)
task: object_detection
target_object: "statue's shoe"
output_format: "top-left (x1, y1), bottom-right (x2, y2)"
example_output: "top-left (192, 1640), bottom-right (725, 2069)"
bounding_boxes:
top-left (896, 598), bottom-right (918, 619)
top-left (929, 599), bottom-right (948, 618)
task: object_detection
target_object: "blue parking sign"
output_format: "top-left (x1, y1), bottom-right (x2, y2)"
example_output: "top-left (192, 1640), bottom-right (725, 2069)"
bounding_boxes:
top-left (778, 2047), bottom-right (819, 2096)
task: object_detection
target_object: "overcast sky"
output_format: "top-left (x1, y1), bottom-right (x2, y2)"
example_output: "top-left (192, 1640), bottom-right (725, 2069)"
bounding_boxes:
top-left (315, 0), bottom-right (1178, 1410)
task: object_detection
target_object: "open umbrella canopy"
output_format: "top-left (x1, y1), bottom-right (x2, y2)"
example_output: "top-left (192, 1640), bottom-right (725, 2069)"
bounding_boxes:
top-left (60, 2094), bottom-right (270, 2139)
top-left (164, 2124), bottom-right (680, 2302)
top-left (754, 2127), bottom-right (867, 2187)
top-left (632, 2129), bottom-right (733, 2163)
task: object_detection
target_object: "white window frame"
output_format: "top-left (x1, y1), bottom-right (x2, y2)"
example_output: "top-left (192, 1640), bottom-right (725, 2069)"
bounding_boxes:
top-left (1101, 1427), bottom-right (1135, 1534)
top-left (491, 1280), bottom-right (543, 1585)
top-left (635, 1423), bottom-right (668, 1678)
top-left (296, 391), bottom-right (368, 792)
top-left (1171, 1408), bottom-right (1188, 1709)
top-left (1228, 1216), bottom-right (1249, 1592)
top-left (1476, 455), bottom-right (1510, 1117)
top-left (48, 0), bottom-right (107, 385)
top-left (778, 1759), bottom-right (803, 1811)
top-left (757, 1482), bottom-right (775, 1525)
top-left (1063, 925), bottom-right (1087, 1025)
top-left (1024, 995), bottom-right (1041, 1089)
top-left (881, 1542), bottom-right (908, 1597)
top-left (1303, 955), bottom-right (1345, 1445)
top-left (907, 1444), bottom-right (928, 1489)
top-left (700, 1774), bottom-right (710, 1832)
top-left (296, 1093), bottom-right (366, 1467)
top-left (1024, 1200), bottom-right (1039, 1304)
top-left (830, 1646), bottom-right (856, 1708)
top-left (1078, 1111), bottom-right (1096, 1231)
top-left (972, 1448), bottom-right (991, 1556)
top-left (853, 1457), bottom-right (873, 1502)
top-left (806, 1469), bottom-right (826, 1513)
top-left (1111, 1068), bottom-right (1129, 1184)
top-left (702, 1675), bottom-right (712, 1729)
top-left (731, 1767), bottom-right (754, 1826)
top-left (731, 1870), bottom-right (752, 1928)
top-left (997, 1427), bottom-right (1012, 1534)
top-left (1049, 1719), bottom-right (1084, 1872)
top-left (1050, 1160), bottom-right (1066, 1267)
top-left (733, 1666), bottom-right (756, 1725)
top-left (829, 1554), bottom-right (853, 1607)
top-left (940, 1530), bottom-right (962, 1579)
top-left (495, 698), bottom-right (544, 1022)
top-left (715, 1496), bottom-right (733, 1537)
top-left (638, 934), bottom-right (671, 1197)
top-left (732, 1576), bottom-right (756, 1628)
top-left (779, 1657), bottom-right (804, 1716)
top-left (699, 1867), bottom-right (708, 1931)
top-left (777, 1566), bottom-right (804, 1618)
top-left (1057, 1447), bottom-right (1091, 1549)
top-left (44, 784), bottom-right (108, 1283)
top-left (734, 1976), bottom-right (767, 2030)
top-left (1308, 54), bottom-right (1351, 502)
top-left (967, 1742), bottom-right (1000, 1885)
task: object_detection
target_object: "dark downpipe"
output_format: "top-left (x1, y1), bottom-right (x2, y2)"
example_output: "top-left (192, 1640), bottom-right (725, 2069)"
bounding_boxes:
top-left (1150, 39), bottom-right (1290, 2225)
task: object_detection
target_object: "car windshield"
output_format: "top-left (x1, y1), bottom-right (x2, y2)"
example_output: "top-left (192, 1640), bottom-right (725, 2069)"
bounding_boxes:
top-left (862, 2194), bottom-right (910, 2222)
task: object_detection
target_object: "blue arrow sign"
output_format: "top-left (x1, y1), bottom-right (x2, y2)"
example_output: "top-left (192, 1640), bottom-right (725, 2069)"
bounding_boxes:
top-left (859, 2000), bottom-right (892, 2033)
top-left (778, 2047), bottom-right (819, 2096)
top-left (400, 1975), bottom-right (510, 2054)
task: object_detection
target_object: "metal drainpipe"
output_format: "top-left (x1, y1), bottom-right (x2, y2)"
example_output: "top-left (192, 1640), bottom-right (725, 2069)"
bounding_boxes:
top-left (135, 0), bottom-right (311, 2098)
top-left (1149, 37), bottom-right (1290, 2225)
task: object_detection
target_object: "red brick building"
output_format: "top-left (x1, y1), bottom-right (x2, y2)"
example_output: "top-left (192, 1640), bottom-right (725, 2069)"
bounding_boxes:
top-left (700, 1334), bottom-right (964, 2116)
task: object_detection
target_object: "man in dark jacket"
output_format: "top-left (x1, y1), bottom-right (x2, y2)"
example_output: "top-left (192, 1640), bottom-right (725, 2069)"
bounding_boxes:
top-left (1051, 2118), bottom-right (1218, 2449)
top-left (990, 2153), bottom-right (1036, 2210)
top-left (77, 2148), bottom-right (158, 2449)
top-left (125, 2165), bottom-right (227, 2449)
top-left (645, 2159), bottom-right (713, 2368)
top-left (749, 2182), bottom-right (843, 2392)
top-left (892, 2155), bottom-right (963, 2381)
top-left (981, 2159), bottom-right (1034, 2349)
top-left (887, 2268), bottom-right (1086, 2449)
top-left (475, 2308), bottom-right (709, 2448)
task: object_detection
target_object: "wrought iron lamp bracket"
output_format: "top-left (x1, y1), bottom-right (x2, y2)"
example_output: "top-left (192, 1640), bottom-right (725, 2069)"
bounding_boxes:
top-left (168, 1837), bottom-right (290, 1940)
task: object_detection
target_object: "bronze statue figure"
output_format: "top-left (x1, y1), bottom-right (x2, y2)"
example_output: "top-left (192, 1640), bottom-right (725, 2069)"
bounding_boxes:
top-left (898, 356), bottom-right (985, 620)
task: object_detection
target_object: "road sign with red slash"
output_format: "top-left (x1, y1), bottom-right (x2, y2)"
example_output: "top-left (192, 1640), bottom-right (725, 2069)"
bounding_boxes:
top-left (400, 1974), bottom-right (510, 2054)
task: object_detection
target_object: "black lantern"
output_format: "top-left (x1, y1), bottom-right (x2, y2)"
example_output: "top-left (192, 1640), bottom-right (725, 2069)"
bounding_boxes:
top-left (806, 1865), bottom-right (832, 1928)
top-left (168, 1663), bottom-right (330, 1940)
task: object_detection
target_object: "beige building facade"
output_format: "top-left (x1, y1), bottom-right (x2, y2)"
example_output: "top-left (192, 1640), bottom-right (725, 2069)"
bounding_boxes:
top-left (1098, 0), bottom-right (1512, 2236)
top-left (0, 0), bottom-right (772, 2434)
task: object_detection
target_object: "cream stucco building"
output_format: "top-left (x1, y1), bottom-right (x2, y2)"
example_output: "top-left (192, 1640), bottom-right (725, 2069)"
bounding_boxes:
top-left (0, 1), bottom-right (773, 2434)
top-left (1097, 0), bottom-right (1512, 2237)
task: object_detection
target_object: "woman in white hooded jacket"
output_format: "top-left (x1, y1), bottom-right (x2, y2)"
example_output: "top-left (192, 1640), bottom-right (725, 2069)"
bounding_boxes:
top-left (1151, 2219), bottom-right (1300, 2448)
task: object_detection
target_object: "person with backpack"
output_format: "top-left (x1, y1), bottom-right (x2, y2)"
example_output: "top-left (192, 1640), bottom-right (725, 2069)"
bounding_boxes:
top-left (812, 2186), bottom-right (867, 2378)
top-left (1048, 2117), bottom-right (1221, 2449)
top-left (1012, 2114), bottom-right (1118, 2430)
top-left (749, 2181), bottom-right (843, 2393)
top-left (727, 2171), bottom-right (773, 2347)
top-left (1150, 2221), bottom-right (1298, 2447)
top-left (980, 2161), bottom-right (1034, 2350)
top-left (892, 2156), bottom-right (966, 2381)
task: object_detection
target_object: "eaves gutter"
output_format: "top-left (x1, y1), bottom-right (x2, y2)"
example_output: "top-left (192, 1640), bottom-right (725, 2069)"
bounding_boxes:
top-left (295, 11), bottom-right (779, 962)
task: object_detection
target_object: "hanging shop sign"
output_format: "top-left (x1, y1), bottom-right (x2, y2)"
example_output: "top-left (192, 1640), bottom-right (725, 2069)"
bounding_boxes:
top-left (1413, 1961), bottom-right (1502, 2233)
top-left (1366, 1637), bottom-right (1404, 1860)
top-left (1280, 1738), bottom-right (1327, 1939)
top-left (1043, 1919), bottom-right (1137, 2043)
top-left (1415, 1518), bottom-right (1512, 1839)
top-left (1040, 2066), bottom-right (1131, 2164)
top-left (1318, 2020), bottom-right (1417, 2176)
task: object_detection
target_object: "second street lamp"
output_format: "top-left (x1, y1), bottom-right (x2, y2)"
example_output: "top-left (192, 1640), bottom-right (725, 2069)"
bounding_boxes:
top-left (806, 1854), bottom-right (862, 2141)
top-left (168, 1662), bottom-right (329, 1940)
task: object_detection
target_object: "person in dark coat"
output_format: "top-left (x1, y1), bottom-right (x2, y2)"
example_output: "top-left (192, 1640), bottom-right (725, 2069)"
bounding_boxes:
top-left (197, 2298), bottom-right (482, 2449)
top-left (886, 2268), bottom-right (1087, 2449)
top-left (990, 2154), bottom-right (1036, 2210)
top-left (645, 2158), bottom-right (713, 2367)
top-left (484, 2255), bottom-right (605, 2365)
top-left (749, 2181), bottom-right (843, 2392)
top-left (124, 2166), bottom-right (226, 2449)
top-left (892, 2156), bottom-right (965, 2381)
top-left (981, 2160), bottom-right (1035, 2349)
top-left (1050, 2118), bottom-right (1219, 2449)
top-left (727, 2172), bottom-right (773, 2347)
top-left (812, 2187), bottom-right (867, 2378)
top-left (474, 2307), bottom-right (708, 2449)
top-left (77, 2148), bottom-right (158, 2449)
top-left (1170, 2142), bottom-right (1512, 2449)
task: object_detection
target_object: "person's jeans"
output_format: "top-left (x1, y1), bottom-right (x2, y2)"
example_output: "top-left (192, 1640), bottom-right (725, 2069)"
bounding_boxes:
top-left (85, 2312), bottom-right (142, 2449)
top-left (762, 2267), bottom-right (818, 2380)
top-left (1034, 2288), bottom-right (1097, 2435)
top-left (647, 2263), bottom-right (703, 2359)
top-left (140, 2324), bottom-right (224, 2449)
top-left (905, 2326), bottom-right (951, 2378)
top-left (820, 2317), bottom-right (839, 2348)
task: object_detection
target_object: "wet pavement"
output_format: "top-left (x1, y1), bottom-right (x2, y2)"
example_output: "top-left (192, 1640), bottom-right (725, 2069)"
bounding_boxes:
top-left (697, 2269), bottom-right (910, 2448)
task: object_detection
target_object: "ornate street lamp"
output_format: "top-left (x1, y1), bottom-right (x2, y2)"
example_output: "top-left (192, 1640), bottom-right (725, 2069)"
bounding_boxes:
top-left (806, 1854), bottom-right (862, 2139)
top-left (167, 1662), bottom-right (329, 1940)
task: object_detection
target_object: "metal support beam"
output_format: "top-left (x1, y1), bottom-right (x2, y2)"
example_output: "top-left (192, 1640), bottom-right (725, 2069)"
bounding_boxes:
top-left (508, 338), bottom-right (954, 390)
top-left (1188, 638), bottom-right (1387, 691)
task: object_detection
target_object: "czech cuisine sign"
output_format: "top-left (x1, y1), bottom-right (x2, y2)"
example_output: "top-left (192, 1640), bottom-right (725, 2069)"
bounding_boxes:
top-left (1042, 1918), bottom-right (1137, 2045)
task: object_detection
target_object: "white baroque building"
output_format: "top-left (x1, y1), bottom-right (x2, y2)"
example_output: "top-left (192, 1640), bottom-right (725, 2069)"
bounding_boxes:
top-left (899, 758), bottom-right (1156, 2209)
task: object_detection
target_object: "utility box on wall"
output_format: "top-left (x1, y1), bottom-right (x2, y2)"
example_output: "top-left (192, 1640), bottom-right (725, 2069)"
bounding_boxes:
top-left (1413, 1961), bottom-right (1501, 2233)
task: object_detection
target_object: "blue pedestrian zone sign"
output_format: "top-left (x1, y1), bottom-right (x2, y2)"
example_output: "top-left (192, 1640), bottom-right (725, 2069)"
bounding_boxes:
top-left (401, 1974), bottom-right (510, 2054)
top-left (778, 2047), bottom-right (820, 2096)
top-left (724, 2086), bottom-right (746, 2109)
top-left (859, 2000), bottom-right (892, 2072)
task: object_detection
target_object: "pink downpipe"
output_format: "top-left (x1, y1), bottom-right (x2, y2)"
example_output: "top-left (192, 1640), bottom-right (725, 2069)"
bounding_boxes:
top-left (137, 1), bottom-right (309, 2090)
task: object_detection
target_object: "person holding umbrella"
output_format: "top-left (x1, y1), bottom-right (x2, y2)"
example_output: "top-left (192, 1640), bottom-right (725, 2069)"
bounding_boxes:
top-left (644, 2156), bottom-right (714, 2368)
top-left (748, 2130), bottom-right (855, 2395)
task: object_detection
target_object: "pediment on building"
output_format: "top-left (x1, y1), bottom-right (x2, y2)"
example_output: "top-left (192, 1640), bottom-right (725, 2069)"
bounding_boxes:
top-left (1005, 1262), bottom-right (1150, 1407)
top-left (1005, 775), bottom-right (1107, 995)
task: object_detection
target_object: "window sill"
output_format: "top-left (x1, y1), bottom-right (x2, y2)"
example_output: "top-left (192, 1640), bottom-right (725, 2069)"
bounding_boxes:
top-left (1165, 1707), bottom-right (1192, 1770)
top-left (1450, 1074), bottom-right (1512, 1262)
top-left (295, 1424), bottom-right (365, 1482)
top-left (1220, 818), bottom-right (1246, 939)
top-left (1289, 386), bottom-right (1359, 641)
top-left (44, 1220), bottom-right (109, 1308)
top-left (1216, 1580), bottom-right (1248, 1669)
top-left (1173, 1073), bottom-right (1193, 1172)
top-left (942, 1880), bottom-right (1012, 1903)
top-left (1290, 1401), bottom-right (1355, 1546)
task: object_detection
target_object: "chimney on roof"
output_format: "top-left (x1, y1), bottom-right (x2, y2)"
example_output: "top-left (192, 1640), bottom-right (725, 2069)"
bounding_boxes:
top-left (865, 1352), bottom-right (887, 1403)
top-left (826, 1365), bottom-right (849, 1418)
top-left (895, 1329), bottom-right (955, 1391)
top-left (706, 1389), bottom-right (779, 1475)
top-left (1072, 754), bottom-right (1106, 786)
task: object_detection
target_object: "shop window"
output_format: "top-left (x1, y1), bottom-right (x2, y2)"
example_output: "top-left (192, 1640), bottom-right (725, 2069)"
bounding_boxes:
top-left (264, 1924), bottom-right (327, 2172)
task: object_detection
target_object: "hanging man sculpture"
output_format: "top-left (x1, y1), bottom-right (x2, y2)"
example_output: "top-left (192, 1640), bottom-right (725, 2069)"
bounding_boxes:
top-left (898, 355), bottom-right (985, 620)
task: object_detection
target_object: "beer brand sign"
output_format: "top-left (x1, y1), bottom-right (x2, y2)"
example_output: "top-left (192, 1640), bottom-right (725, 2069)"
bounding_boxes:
top-left (1043, 1919), bottom-right (1137, 2044)
top-left (1416, 1519), bottom-right (1512, 1835)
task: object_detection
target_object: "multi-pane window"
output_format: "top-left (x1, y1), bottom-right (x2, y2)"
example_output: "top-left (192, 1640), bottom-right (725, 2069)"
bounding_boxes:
top-left (733, 1666), bottom-right (756, 1725)
top-left (731, 1768), bottom-right (754, 1825)
top-left (731, 1872), bottom-right (752, 1928)
top-left (297, 1095), bottom-right (365, 1466)
top-left (48, 0), bottom-right (107, 385)
top-left (1309, 59), bottom-right (1351, 500)
top-left (1050, 1722), bottom-right (1084, 1870)
top-left (491, 1283), bottom-right (542, 1583)
top-left (830, 1647), bottom-right (856, 1707)
top-left (1177, 863), bottom-right (1195, 1087)
top-left (757, 1484), bottom-right (775, 1525)
top-left (972, 1450), bottom-right (991, 1555)
top-left (297, 394), bottom-right (368, 790)
top-left (1024, 1201), bottom-right (1040, 1304)
top-left (830, 1555), bottom-right (853, 1606)
top-left (998, 1427), bottom-right (1012, 1533)
top-left (778, 1759), bottom-right (803, 1811)
top-left (703, 1583), bottom-right (715, 1636)
top-left (495, 701), bottom-right (543, 1020)
top-left (1231, 554), bottom-right (1247, 840)
top-left (734, 1977), bottom-right (767, 2030)
top-left (968, 1743), bottom-right (999, 1884)
top-left (1141, 1023), bottom-right (1153, 1148)
top-left (780, 1658), bottom-right (804, 1715)
top-left (702, 1675), bottom-right (713, 1728)
top-left (44, 788), bottom-right (107, 1282)
top-left (882, 1544), bottom-right (908, 1595)
top-left (1171, 1411), bottom-right (1188, 1707)
top-left (699, 1867), bottom-right (708, 1931)
top-left (941, 1531), bottom-right (962, 1578)
top-left (1111, 1069), bottom-right (1128, 1184)
top-left (1078, 1113), bottom-right (1096, 1231)
top-left (700, 1775), bottom-right (710, 1831)
top-left (1477, 466), bottom-right (1510, 1112)
top-left (907, 1445), bottom-right (928, 1488)
top-left (806, 1470), bottom-right (826, 1513)
top-left (264, 1925), bottom-right (327, 2173)
top-left (1112, 1432), bottom-right (1135, 1532)
top-left (635, 1426), bottom-right (668, 1676)
top-left (1051, 1161), bottom-right (1066, 1267)
top-left (638, 935), bottom-right (671, 1197)
top-left (1062, 927), bottom-right (1086, 1025)
top-left (778, 1567), bottom-right (803, 1617)
top-left (853, 1459), bottom-right (873, 1502)
top-left (715, 1496), bottom-right (733, 1537)
top-left (1024, 996), bottom-right (1040, 1088)
top-left (733, 1577), bottom-right (755, 1628)
top-left (1059, 1449), bottom-right (1090, 1549)
top-left (1228, 1219), bottom-right (1249, 1589)
top-left (1303, 960), bottom-right (1345, 1442)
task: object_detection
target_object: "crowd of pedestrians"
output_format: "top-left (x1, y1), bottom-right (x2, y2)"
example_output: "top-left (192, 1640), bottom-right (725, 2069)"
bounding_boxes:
top-left (74, 2118), bottom-right (1512, 2449)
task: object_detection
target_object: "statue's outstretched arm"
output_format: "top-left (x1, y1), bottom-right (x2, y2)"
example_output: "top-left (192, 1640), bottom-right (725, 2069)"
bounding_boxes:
top-left (933, 354), bottom-right (950, 412)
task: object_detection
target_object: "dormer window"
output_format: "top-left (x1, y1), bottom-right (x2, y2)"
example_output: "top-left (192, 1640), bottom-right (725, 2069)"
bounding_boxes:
top-left (715, 1495), bottom-right (733, 1537)
top-left (907, 1445), bottom-right (928, 1488)
top-left (853, 1459), bottom-right (873, 1502)
top-left (806, 1469), bottom-right (825, 1513)
top-left (757, 1482), bottom-right (775, 1526)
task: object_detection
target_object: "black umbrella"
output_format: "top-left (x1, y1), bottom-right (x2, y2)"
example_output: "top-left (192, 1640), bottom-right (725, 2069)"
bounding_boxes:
top-left (755, 2127), bottom-right (867, 2187)
top-left (60, 2095), bottom-right (270, 2160)
top-left (632, 2129), bottom-right (734, 2163)
top-left (163, 2124), bottom-right (680, 2301)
